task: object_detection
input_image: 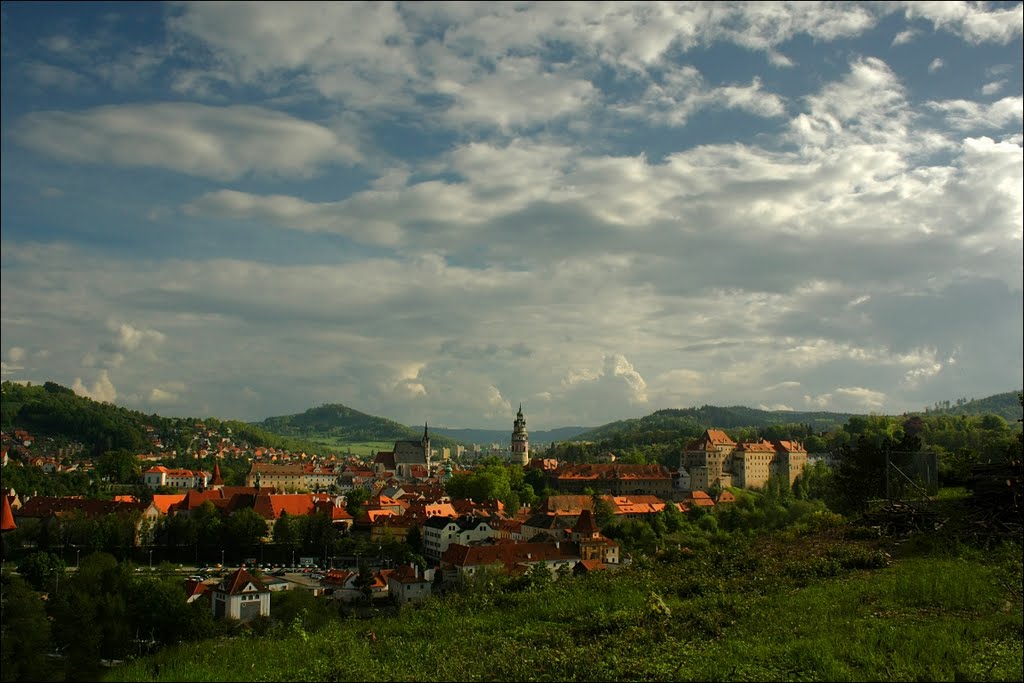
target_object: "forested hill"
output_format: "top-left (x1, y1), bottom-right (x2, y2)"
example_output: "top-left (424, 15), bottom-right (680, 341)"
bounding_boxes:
top-left (575, 392), bottom-right (1022, 446)
top-left (576, 406), bottom-right (857, 444)
top-left (922, 391), bottom-right (1022, 423)
top-left (257, 403), bottom-right (459, 446)
top-left (0, 380), bottom-right (315, 456)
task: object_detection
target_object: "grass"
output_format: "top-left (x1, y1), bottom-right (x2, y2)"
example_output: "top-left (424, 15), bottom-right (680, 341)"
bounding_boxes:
top-left (106, 528), bottom-right (1023, 683)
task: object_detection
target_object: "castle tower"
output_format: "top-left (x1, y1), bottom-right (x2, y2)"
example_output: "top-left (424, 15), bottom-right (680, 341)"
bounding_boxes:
top-left (511, 403), bottom-right (529, 466)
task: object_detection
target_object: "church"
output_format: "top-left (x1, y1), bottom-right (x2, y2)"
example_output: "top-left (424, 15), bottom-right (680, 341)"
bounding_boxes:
top-left (374, 423), bottom-right (432, 479)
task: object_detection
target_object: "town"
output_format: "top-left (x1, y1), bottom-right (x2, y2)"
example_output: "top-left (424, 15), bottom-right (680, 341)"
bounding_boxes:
top-left (3, 402), bottom-right (817, 614)
top-left (2, 384), bottom-right (1021, 683)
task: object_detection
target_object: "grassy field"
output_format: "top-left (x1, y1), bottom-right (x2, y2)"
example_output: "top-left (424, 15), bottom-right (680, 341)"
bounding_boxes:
top-left (106, 525), bottom-right (1023, 682)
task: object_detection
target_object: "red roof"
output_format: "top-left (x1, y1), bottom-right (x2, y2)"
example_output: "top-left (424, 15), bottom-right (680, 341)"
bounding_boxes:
top-left (441, 541), bottom-right (578, 570)
top-left (554, 464), bottom-right (671, 481)
top-left (1, 493), bottom-right (16, 531)
top-left (218, 567), bottom-right (268, 595)
top-left (212, 462), bottom-right (224, 486)
top-left (572, 508), bottom-right (599, 535)
top-left (151, 494), bottom-right (187, 514)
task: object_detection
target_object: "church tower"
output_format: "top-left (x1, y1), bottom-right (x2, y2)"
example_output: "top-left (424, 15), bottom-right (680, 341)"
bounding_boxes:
top-left (422, 422), bottom-right (432, 472)
top-left (511, 404), bottom-right (529, 466)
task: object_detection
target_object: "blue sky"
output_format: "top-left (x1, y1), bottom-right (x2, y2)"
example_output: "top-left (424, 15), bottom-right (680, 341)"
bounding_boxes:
top-left (1, 1), bottom-right (1021, 429)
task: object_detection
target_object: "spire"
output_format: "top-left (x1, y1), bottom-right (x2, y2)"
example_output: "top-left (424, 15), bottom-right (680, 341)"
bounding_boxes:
top-left (423, 421), bottom-right (429, 439)
top-left (1, 493), bottom-right (16, 532)
top-left (212, 462), bottom-right (224, 487)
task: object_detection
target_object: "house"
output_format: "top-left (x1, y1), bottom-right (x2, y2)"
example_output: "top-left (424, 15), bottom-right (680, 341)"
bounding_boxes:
top-left (142, 466), bottom-right (211, 490)
top-left (422, 516), bottom-right (495, 562)
top-left (386, 564), bottom-right (433, 604)
top-left (549, 464), bottom-right (673, 496)
top-left (440, 541), bottom-right (580, 581)
top-left (210, 568), bottom-right (270, 622)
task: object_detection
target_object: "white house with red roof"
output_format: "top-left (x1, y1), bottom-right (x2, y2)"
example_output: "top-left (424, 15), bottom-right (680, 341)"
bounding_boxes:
top-left (210, 568), bottom-right (270, 622)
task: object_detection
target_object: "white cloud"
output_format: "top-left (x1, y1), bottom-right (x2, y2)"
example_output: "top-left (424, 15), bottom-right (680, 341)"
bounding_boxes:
top-left (903, 1), bottom-right (1024, 44)
top-left (111, 321), bottom-right (165, 353)
top-left (835, 386), bottom-right (887, 410)
top-left (981, 80), bottom-right (1007, 96)
top-left (184, 190), bottom-right (402, 246)
top-left (928, 57), bottom-right (945, 73)
top-left (148, 387), bottom-right (181, 404)
top-left (14, 103), bottom-right (359, 180)
top-left (891, 28), bottom-right (917, 46)
top-left (927, 97), bottom-right (1024, 130)
top-left (7, 347), bottom-right (26, 363)
top-left (73, 370), bottom-right (117, 403)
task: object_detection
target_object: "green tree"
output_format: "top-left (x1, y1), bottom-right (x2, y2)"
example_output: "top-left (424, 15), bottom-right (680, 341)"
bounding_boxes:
top-left (15, 551), bottom-right (65, 593)
top-left (1, 571), bottom-right (55, 682)
top-left (591, 494), bottom-right (615, 528)
top-left (345, 487), bottom-right (371, 517)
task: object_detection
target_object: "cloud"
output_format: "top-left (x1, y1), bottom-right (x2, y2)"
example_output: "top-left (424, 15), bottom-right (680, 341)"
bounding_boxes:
top-left (903, 1), bottom-right (1024, 44)
top-left (148, 387), bottom-right (181, 405)
top-left (891, 28), bottom-right (917, 46)
top-left (835, 386), bottom-right (887, 410)
top-left (981, 80), bottom-right (1006, 96)
top-left (928, 58), bottom-right (945, 73)
top-left (927, 97), bottom-right (1024, 130)
top-left (73, 370), bottom-right (117, 403)
top-left (7, 347), bottom-right (26, 363)
top-left (184, 190), bottom-right (402, 246)
top-left (14, 103), bottom-right (359, 180)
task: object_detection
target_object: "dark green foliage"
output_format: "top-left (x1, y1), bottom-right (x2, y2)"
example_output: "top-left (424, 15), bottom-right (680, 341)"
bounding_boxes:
top-left (0, 570), bottom-right (55, 682)
top-left (15, 551), bottom-right (65, 592)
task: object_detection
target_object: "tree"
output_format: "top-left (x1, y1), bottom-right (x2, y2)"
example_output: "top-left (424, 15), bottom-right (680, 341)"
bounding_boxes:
top-left (591, 493), bottom-right (614, 528)
top-left (345, 487), bottom-right (371, 518)
top-left (1, 571), bottom-right (55, 682)
top-left (16, 551), bottom-right (65, 593)
top-left (96, 449), bottom-right (141, 484)
top-left (406, 526), bottom-right (423, 555)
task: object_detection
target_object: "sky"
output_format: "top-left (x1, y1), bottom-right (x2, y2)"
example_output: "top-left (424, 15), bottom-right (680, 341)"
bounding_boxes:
top-left (1, 1), bottom-right (1022, 430)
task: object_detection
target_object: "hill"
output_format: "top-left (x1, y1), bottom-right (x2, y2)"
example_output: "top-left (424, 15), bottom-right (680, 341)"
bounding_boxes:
top-left (0, 380), bottom-right (324, 457)
top-left (257, 403), bottom-right (461, 448)
top-left (921, 391), bottom-right (1022, 423)
top-left (575, 405), bottom-right (857, 444)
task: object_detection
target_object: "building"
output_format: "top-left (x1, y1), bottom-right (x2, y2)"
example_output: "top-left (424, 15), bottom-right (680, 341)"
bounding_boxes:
top-left (142, 466), bottom-right (211, 490)
top-left (440, 541), bottom-right (580, 581)
top-left (511, 404), bottom-right (529, 466)
top-left (422, 515), bottom-right (495, 562)
top-left (549, 463), bottom-right (673, 496)
top-left (387, 564), bottom-right (434, 604)
top-left (244, 462), bottom-right (347, 492)
top-left (210, 568), bottom-right (270, 622)
top-left (375, 423), bottom-right (431, 479)
top-left (680, 429), bottom-right (809, 490)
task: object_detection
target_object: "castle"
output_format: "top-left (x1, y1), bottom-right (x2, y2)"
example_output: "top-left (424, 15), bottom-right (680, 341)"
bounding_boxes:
top-left (680, 429), bottom-right (807, 490)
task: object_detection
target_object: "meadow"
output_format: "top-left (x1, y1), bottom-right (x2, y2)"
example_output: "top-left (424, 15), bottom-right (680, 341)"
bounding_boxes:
top-left (107, 520), bottom-right (1023, 682)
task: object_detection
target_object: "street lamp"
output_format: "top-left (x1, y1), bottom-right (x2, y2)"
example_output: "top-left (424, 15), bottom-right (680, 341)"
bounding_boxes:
top-left (149, 549), bottom-right (154, 570)
top-left (221, 549), bottom-right (225, 567)
top-left (76, 547), bottom-right (80, 570)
